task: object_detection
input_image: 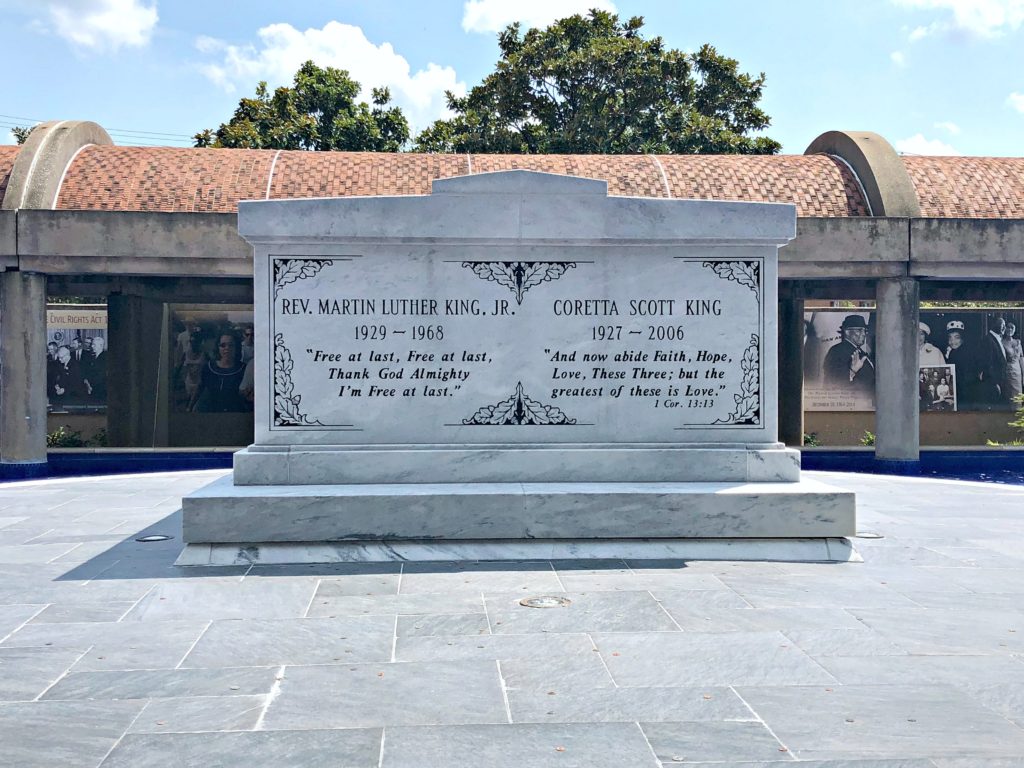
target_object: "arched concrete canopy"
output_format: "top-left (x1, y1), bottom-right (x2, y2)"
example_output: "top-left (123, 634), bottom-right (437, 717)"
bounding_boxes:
top-left (1, 121), bottom-right (112, 211)
top-left (805, 130), bottom-right (922, 217)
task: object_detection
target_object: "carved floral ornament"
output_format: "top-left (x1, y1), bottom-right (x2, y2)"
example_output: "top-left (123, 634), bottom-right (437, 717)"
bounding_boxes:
top-left (463, 382), bottom-right (576, 426)
top-left (462, 261), bottom-right (576, 305)
top-left (701, 259), bottom-right (762, 426)
top-left (273, 258), bottom-right (334, 299)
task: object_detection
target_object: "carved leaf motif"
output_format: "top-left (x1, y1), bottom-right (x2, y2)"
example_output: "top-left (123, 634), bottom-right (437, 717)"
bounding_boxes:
top-left (463, 382), bottom-right (576, 425)
top-left (464, 262), bottom-right (517, 293)
top-left (717, 334), bottom-right (761, 425)
top-left (519, 387), bottom-right (575, 425)
top-left (480, 385), bottom-right (523, 425)
top-left (518, 263), bottom-right (575, 301)
top-left (702, 260), bottom-right (760, 299)
top-left (273, 332), bottom-right (322, 426)
top-left (274, 259), bottom-right (333, 298)
top-left (462, 261), bottom-right (576, 304)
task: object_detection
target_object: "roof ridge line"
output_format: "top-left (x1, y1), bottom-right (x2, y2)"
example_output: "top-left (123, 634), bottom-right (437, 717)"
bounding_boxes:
top-left (51, 142), bottom-right (93, 210)
top-left (266, 149), bottom-right (284, 200)
top-left (649, 155), bottom-right (671, 199)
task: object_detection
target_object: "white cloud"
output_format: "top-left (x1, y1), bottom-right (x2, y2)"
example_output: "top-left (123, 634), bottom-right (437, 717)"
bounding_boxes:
top-left (934, 120), bottom-right (961, 134)
top-left (16, 0), bottom-right (159, 52)
top-left (890, 50), bottom-right (907, 66)
top-left (1008, 91), bottom-right (1024, 113)
top-left (461, 0), bottom-right (617, 34)
top-left (196, 22), bottom-right (465, 133)
top-left (892, 0), bottom-right (1024, 39)
top-left (908, 23), bottom-right (937, 40)
top-left (895, 133), bottom-right (960, 154)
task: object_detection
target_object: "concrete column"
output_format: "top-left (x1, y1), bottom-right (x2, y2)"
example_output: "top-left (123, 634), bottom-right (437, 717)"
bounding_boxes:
top-left (0, 271), bottom-right (48, 476)
top-left (778, 297), bottom-right (805, 447)
top-left (874, 277), bottom-right (920, 464)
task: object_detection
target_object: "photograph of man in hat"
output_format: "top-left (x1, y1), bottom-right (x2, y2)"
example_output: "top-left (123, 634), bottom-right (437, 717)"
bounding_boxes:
top-left (822, 314), bottom-right (874, 393)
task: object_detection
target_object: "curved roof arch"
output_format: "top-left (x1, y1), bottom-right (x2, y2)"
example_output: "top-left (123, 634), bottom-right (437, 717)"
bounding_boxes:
top-left (47, 146), bottom-right (870, 217)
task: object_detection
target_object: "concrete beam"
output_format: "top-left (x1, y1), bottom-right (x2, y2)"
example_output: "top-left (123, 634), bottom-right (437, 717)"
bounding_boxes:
top-left (780, 262), bottom-right (909, 280)
top-left (785, 217), bottom-right (909, 263)
top-left (910, 218), bottom-right (1024, 279)
top-left (805, 131), bottom-right (921, 217)
top-left (47, 275), bottom-right (254, 304)
top-left (1, 121), bottom-right (112, 211)
top-left (17, 211), bottom-right (252, 277)
top-left (911, 263), bottom-right (1024, 280)
top-left (0, 211), bottom-right (15, 271)
top-left (779, 279), bottom-right (877, 301)
top-left (780, 217), bottom-right (909, 279)
top-left (919, 281), bottom-right (1024, 302)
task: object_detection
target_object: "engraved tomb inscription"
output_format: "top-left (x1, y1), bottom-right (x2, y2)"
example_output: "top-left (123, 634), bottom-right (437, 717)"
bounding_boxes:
top-left (269, 251), bottom-right (763, 443)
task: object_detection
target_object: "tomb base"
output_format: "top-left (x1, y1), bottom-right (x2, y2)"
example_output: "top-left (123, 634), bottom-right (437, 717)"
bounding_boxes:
top-left (232, 444), bottom-right (802, 485)
top-left (176, 537), bottom-right (861, 566)
top-left (181, 474), bottom-right (855, 546)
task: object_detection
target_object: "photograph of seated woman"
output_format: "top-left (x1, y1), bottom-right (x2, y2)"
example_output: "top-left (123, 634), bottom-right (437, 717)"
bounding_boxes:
top-left (194, 331), bottom-right (251, 413)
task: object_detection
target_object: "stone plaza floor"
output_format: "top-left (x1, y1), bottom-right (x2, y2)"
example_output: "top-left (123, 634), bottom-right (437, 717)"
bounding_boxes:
top-left (1, 469), bottom-right (1023, 767)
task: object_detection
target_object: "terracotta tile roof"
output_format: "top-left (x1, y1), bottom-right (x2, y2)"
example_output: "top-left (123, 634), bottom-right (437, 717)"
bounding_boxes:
top-left (903, 156), bottom-right (1024, 218)
top-left (56, 147), bottom-right (275, 212)
top-left (469, 154), bottom-right (666, 198)
top-left (0, 145), bottom-right (19, 206)
top-left (269, 151), bottom-right (468, 199)
top-left (659, 154), bottom-right (870, 216)
top-left (47, 146), bottom-right (867, 215)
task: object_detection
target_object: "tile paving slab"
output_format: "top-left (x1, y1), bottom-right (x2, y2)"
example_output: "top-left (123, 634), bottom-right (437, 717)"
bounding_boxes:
top-left (99, 728), bottom-right (383, 767)
top-left (0, 699), bottom-right (146, 768)
top-left (506, 684), bottom-right (751, 723)
top-left (180, 615), bottom-right (395, 667)
top-left (736, 683), bottom-right (1024, 760)
top-left (0, 469), bottom-right (1021, 766)
top-left (380, 722), bottom-right (661, 767)
top-left (263, 660), bottom-right (508, 729)
top-left (127, 694), bottom-right (267, 733)
top-left (41, 666), bottom-right (280, 701)
top-left (640, 719), bottom-right (786, 762)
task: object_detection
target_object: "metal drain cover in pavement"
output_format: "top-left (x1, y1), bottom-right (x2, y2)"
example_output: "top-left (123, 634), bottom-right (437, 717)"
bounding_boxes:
top-left (854, 531), bottom-right (885, 539)
top-left (136, 534), bottom-right (173, 542)
top-left (519, 596), bottom-right (571, 609)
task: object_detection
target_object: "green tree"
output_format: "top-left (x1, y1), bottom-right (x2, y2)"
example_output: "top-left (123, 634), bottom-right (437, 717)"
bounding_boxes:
top-left (414, 11), bottom-right (780, 155)
top-left (12, 125), bottom-right (33, 144)
top-left (195, 61), bottom-right (409, 151)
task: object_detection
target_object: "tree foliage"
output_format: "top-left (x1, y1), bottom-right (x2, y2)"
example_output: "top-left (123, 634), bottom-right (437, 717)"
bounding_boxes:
top-left (12, 125), bottom-right (33, 145)
top-left (195, 61), bottom-right (409, 151)
top-left (414, 11), bottom-right (780, 155)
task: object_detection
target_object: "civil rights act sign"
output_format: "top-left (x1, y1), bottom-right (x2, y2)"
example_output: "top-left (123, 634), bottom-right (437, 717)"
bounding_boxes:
top-left (268, 250), bottom-right (764, 443)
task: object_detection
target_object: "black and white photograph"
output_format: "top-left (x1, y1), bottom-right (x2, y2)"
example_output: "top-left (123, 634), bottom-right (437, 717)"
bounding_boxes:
top-left (920, 310), bottom-right (1024, 412)
top-left (45, 305), bottom-right (107, 413)
top-left (805, 308), bottom-right (1024, 413)
top-left (803, 310), bottom-right (875, 411)
top-left (169, 306), bottom-right (255, 414)
top-left (919, 364), bottom-right (957, 412)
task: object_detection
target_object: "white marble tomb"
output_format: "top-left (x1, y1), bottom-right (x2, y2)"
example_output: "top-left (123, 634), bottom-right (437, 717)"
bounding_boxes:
top-left (181, 170), bottom-right (855, 558)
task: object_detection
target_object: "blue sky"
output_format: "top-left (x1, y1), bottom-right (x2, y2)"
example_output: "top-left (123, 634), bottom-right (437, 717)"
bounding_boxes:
top-left (1, 0), bottom-right (1022, 155)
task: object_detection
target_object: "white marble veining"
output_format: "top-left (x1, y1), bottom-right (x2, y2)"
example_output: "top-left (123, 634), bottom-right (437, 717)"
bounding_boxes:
top-left (232, 445), bottom-right (801, 485)
top-left (175, 537), bottom-right (862, 567)
top-left (182, 476), bottom-right (855, 543)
